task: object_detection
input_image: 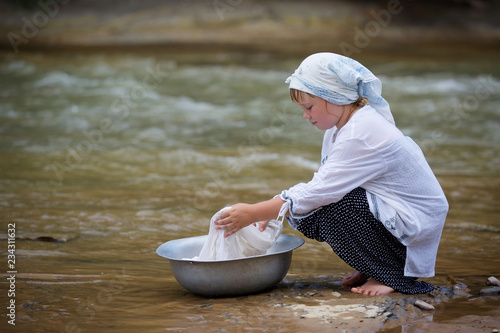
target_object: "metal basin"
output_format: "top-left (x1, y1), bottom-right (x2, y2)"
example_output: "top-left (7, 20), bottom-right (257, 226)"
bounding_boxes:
top-left (156, 234), bottom-right (304, 297)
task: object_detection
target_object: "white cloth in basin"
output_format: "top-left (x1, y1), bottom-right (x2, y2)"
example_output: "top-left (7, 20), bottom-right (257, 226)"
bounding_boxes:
top-left (196, 207), bottom-right (283, 260)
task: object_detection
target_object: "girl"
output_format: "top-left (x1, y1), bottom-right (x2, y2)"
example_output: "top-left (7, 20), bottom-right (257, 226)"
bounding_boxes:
top-left (215, 52), bottom-right (448, 295)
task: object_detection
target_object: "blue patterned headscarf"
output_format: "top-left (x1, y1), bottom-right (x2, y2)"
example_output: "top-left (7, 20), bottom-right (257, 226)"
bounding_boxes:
top-left (285, 52), bottom-right (394, 125)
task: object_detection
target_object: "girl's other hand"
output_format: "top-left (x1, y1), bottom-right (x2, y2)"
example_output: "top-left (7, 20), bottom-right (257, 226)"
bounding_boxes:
top-left (257, 220), bottom-right (270, 232)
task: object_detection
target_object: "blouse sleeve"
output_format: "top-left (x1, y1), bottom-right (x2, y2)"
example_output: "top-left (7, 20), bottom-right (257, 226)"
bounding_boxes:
top-left (280, 137), bottom-right (386, 218)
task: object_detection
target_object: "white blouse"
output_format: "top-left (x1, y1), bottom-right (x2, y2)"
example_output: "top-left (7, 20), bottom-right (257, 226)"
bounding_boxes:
top-left (280, 105), bottom-right (448, 278)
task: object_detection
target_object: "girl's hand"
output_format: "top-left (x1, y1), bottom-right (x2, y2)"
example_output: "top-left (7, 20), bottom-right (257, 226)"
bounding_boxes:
top-left (214, 203), bottom-right (255, 238)
top-left (214, 197), bottom-right (287, 237)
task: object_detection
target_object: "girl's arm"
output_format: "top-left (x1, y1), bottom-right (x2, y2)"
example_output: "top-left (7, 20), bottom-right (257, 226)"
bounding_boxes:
top-left (214, 196), bottom-right (287, 237)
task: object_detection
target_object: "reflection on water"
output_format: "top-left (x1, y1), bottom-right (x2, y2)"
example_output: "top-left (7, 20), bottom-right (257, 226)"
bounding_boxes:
top-left (0, 50), bottom-right (499, 332)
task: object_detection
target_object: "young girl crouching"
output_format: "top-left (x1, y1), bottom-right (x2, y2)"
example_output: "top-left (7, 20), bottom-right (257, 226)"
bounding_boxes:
top-left (215, 52), bottom-right (448, 295)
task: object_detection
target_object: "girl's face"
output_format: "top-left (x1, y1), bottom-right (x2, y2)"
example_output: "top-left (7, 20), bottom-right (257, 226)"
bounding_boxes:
top-left (297, 94), bottom-right (346, 130)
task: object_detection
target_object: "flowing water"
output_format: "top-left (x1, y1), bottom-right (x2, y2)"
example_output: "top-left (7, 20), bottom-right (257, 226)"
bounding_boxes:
top-left (0, 49), bottom-right (499, 332)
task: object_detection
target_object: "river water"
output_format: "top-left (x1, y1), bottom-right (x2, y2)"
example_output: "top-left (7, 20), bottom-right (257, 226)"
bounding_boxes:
top-left (0, 49), bottom-right (499, 332)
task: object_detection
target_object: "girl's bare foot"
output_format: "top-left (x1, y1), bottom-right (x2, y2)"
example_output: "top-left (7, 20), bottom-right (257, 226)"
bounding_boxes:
top-left (341, 271), bottom-right (368, 287)
top-left (351, 279), bottom-right (394, 296)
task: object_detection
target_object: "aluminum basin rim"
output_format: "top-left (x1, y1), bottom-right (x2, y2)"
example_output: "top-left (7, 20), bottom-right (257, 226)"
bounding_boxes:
top-left (156, 234), bottom-right (304, 263)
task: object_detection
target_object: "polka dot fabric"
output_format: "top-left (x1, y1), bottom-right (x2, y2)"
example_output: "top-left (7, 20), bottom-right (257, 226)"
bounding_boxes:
top-left (294, 187), bottom-right (434, 294)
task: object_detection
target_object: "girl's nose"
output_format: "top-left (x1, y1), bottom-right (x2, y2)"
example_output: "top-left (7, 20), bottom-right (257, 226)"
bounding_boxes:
top-left (303, 111), bottom-right (310, 119)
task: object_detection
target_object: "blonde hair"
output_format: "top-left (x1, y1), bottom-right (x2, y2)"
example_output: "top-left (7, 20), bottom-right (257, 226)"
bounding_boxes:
top-left (289, 88), bottom-right (313, 103)
top-left (289, 88), bottom-right (368, 108)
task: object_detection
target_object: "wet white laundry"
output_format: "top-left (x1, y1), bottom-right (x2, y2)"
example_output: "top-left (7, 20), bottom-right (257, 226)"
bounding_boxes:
top-left (195, 207), bottom-right (283, 261)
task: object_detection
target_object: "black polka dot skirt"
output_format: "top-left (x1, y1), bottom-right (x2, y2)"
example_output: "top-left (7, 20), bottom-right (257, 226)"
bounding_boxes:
top-left (292, 187), bottom-right (434, 294)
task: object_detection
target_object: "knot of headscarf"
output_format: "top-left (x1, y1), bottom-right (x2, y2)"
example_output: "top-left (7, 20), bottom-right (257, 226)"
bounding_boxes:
top-left (285, 52), bottom-right (394, 125)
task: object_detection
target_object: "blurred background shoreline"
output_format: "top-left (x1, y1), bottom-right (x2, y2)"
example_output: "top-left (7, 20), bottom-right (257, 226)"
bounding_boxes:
top-left (1, 0), bottom-right (499, 58)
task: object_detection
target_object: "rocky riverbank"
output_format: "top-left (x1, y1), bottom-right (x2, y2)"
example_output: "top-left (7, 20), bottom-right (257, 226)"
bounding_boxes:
top-left (198, 273), bottom-right (498, 332)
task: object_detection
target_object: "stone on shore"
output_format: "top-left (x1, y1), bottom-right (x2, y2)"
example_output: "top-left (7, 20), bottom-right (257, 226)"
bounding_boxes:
top-left (414, 299), bottom-right (435, 311)
top-left (486, 276), bottom-right (500, 287)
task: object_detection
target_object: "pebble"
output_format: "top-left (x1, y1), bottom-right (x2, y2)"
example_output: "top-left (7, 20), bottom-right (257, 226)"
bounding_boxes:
top-left (414, 300), bottom-right (435, 311)
top-left (447, 275), bottom-right (458, 285)
top-left (486, 276), bottom-right (500, 287)
top-left (479, 286), bottom-right (500, 295)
